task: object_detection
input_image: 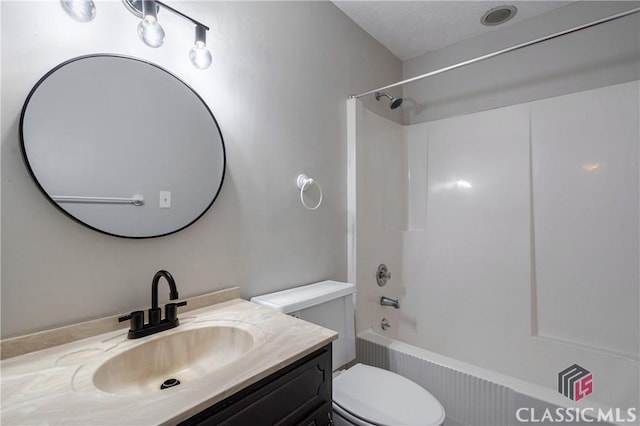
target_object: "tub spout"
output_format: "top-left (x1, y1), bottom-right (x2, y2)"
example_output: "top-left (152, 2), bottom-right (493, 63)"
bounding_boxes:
top-left (380, 296), bottom-right (399, 309)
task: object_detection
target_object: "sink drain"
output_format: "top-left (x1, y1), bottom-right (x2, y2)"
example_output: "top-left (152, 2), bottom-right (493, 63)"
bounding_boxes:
top-left (160, 378), bottom-right (181, 390)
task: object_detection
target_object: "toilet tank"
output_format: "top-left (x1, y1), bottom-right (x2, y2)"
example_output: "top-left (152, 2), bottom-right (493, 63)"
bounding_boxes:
top-left (251, 280), bottom-right (356, 370)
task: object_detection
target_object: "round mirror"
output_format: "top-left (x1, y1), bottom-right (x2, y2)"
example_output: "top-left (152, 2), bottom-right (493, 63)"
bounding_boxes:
top-left (20, 55), bottom-right (225, 238)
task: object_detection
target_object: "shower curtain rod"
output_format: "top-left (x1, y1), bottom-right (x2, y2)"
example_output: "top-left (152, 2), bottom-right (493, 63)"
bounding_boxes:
top-left (349, 7), bottom-right (640, 99)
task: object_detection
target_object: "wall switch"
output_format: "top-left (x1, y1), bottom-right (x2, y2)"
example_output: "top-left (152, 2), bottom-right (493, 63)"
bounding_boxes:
top-left (159, 191), bottom-right (171, 208)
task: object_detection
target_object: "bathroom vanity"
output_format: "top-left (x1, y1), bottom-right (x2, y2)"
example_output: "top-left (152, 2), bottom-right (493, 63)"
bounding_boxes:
top-left (0, 289), bottom-right (337, 425)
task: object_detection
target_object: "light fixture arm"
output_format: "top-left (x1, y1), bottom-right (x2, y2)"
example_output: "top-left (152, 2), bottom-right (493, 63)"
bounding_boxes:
top-left (155, 1), bottom-right (209, 31)
top-left (122, 0), bottom-right (209, 31)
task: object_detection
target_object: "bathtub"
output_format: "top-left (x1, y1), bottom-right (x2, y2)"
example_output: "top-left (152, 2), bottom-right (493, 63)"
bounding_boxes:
top-left (356, 329), bottom-right (636, 426)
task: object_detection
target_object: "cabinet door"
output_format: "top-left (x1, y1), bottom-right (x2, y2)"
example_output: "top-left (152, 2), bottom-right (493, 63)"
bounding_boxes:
top-left (295, 402), bottom-right (333, 426)
top-left (181, 344), bottom-right (332, 426)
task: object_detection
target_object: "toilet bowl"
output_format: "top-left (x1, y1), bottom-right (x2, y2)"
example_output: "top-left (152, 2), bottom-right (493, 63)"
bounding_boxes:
top-left (251, 281), bottom-right (446, 426)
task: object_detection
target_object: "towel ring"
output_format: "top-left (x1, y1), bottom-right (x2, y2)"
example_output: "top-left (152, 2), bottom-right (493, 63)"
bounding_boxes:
top-left (297, 174), bottom-right (323, 210)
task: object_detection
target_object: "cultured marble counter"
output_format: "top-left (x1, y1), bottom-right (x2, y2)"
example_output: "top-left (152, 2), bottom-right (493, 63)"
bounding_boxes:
top-left (1, 298), bottom-right (338, 425)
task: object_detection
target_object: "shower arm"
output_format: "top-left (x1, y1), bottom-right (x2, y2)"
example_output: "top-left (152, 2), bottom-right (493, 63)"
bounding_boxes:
top-left (350, 7), bottom-right (640, 99)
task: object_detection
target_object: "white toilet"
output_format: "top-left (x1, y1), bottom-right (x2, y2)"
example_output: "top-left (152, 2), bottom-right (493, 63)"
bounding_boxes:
top-left (251, 280), bottom-right (446, 426)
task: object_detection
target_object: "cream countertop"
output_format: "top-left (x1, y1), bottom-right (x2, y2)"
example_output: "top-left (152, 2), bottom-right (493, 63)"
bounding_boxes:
top-left (0, 298), bottom-right (337, 425)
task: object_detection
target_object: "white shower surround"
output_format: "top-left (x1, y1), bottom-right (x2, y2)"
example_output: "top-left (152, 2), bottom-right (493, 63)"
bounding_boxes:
top-left (347, 81), bottom-right (639, 424)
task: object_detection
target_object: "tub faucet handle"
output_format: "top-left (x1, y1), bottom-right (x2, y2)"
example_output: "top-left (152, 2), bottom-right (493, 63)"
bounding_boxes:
top-left (377, 264), bottom-right (391, 286)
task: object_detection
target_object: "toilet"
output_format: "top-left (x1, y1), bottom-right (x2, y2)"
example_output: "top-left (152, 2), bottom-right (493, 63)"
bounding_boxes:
top-left (251, 280), bottom-right (446, 426)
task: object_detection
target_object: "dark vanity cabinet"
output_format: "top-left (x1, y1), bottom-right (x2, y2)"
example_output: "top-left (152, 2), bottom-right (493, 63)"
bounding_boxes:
top-left (180, 344), bottom-right (333, 426)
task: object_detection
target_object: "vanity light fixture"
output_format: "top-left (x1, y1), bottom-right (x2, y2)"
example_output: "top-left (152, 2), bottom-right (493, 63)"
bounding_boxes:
top-left (60, 0), bottom-right (212, 69)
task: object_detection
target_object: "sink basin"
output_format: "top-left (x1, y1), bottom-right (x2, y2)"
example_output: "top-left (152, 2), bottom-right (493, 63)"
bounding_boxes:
top-left (93, 325), bottom-right (257, 395)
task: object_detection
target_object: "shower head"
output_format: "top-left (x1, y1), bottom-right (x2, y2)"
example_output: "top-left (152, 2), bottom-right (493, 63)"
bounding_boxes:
top-left (375, 91), bottom-right (403, 109)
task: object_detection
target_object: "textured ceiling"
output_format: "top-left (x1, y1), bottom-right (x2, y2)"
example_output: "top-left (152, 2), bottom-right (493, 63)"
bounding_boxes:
top-left (332, 1), bottom-right (574, 60)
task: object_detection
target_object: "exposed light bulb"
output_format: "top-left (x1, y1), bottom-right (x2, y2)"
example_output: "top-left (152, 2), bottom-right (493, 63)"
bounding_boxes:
top-left (60, 0), bottom-right (96, 22)
top-left (189, 25), bottom-right (212, 69)
top-left (138, 16), bottom-right (165, 48)
top-left (190, 41), bottom-right (212, 69)
top-left (137, 0), bottom-right (164, 48)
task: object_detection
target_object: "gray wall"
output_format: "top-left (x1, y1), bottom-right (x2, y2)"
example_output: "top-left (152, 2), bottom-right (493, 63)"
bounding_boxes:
top-left (0, 1), bottom-right (401, 338)
top-left (402, 1), bottom-right (640, 124)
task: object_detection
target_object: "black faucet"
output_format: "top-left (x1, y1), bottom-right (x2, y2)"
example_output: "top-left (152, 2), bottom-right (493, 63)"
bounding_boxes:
top-left (119, 270), bottom-right (187, 339)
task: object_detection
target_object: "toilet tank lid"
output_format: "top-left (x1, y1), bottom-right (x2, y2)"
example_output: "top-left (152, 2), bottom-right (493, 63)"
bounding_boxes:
top-left (250, 280), bottom-right (356, 313)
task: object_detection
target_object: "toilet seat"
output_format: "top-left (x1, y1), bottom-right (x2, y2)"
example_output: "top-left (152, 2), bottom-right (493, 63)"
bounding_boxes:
top-left (332, 363), bottom-right (445, 426)
top-left (333, 402), bottom-right (376, 426)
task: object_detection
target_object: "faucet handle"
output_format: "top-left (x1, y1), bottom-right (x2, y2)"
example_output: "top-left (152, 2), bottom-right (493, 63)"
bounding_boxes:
top-left (164, 301), bottom-right (187, 322)
top-left (118, 311), bottom-right (144, 331)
